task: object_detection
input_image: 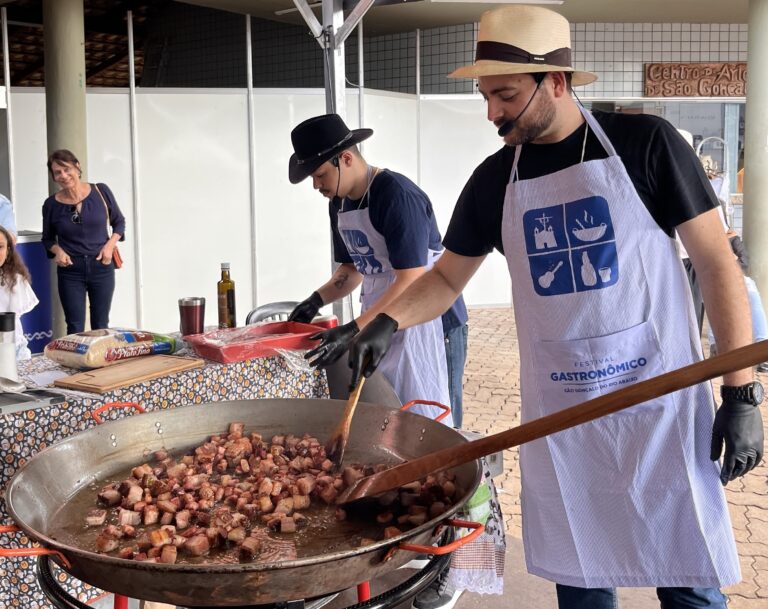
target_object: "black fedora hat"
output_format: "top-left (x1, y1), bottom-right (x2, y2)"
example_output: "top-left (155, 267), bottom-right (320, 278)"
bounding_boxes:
top-left (288, 114), bottom-right (373, 184)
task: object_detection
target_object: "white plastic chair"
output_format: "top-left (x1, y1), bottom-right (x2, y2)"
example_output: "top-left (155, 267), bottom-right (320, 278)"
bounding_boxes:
top-left (245, 301), bottom-right (299, 325)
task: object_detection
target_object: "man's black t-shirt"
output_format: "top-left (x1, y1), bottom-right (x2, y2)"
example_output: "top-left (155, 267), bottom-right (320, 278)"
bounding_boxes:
top-left (444, 110), bottom-right (719, 256)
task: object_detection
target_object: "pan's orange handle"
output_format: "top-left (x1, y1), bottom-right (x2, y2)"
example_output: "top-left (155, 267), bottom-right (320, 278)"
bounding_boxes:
top-left (401, 400), bottom-right (451, 423)
top-left (91, 401), bottom-right (145, 425)
top-left (0, 525), bottom-right (72, 569)
top-left (397, 519), bottom-right (484, 555)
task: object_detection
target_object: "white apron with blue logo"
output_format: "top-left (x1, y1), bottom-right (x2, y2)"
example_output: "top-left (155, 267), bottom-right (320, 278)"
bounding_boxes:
top-left (337, 194), bottom-right (452, 426)
top-left (502, 108), bottom-right (739, 588)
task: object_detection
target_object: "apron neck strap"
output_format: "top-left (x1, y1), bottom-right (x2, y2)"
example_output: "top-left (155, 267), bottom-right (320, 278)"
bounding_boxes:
top-left (510, 146), bottom-right (523, 183)
top-left (578, 105), bottom-right (617, 157)
top-left (508, 105), bottom-right (616, 185)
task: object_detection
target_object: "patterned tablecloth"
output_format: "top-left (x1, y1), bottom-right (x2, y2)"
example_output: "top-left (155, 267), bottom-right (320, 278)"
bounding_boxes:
top-left (0, 353), bottom-right (329, 608)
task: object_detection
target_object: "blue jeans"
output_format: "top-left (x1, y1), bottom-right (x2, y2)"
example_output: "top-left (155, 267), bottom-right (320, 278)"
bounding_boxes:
top-left (444, 323), bottom-right (468, 428)
top-left (556, 584), bottom-right (728, 609)
top-left (57, 255), bottom-right (116, 334)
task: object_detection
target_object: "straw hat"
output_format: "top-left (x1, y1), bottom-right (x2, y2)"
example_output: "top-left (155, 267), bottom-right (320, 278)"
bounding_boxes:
top-left (449, 5), bottom-right (597, 86)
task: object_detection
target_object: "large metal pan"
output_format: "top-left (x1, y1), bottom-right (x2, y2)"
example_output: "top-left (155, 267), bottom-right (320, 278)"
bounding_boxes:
top-left (4, 398), bottom-right (482, 606)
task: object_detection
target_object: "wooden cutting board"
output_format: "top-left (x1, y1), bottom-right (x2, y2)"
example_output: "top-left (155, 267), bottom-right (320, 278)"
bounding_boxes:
top-left (54, 355), bottom-right (205, 393)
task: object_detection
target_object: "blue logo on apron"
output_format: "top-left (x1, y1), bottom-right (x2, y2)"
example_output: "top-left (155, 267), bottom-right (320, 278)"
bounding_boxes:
top-left (523, 196), bottom-right (618, 296)
top-left (341, 229), bottom-right (385, 274)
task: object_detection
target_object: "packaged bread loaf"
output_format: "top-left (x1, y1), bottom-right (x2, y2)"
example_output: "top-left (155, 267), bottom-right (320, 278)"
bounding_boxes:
top-left (44, 329), bottom-right (177, 369)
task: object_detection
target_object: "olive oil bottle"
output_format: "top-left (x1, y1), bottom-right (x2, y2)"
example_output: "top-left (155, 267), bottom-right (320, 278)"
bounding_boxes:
top-left (217, 262), bottom-right (236, 328)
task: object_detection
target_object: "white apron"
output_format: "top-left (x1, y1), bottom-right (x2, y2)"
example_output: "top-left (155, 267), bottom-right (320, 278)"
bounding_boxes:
top-left (501, 108), bottom-right (739, 588)
top-left (337, 200), bottom-right (452, 425)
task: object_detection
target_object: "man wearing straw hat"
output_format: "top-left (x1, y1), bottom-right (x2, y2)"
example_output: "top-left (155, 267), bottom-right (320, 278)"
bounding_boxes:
top-left (347, 5), bottom-right (763, 609)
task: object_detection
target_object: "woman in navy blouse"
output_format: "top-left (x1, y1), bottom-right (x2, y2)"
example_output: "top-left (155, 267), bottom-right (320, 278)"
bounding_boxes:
top-left (42, 149), bottom-right (126, 334)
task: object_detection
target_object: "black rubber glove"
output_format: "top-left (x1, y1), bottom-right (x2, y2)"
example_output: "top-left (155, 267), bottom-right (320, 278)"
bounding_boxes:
top-left (348, 313), bottom-right (399, 391)
top-left (710, 397), bottom-right (764, 485)
top-left (288, 291), bottom-right (323, 323)
top-left (305, 321), bottom-right (360, 368)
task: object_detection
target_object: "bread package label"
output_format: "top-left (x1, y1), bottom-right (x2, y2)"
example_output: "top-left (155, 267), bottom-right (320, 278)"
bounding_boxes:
top-left (44, 329), bottom-right (177, 369)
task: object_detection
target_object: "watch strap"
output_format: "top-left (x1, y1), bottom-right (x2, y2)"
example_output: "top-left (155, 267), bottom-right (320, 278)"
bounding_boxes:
top-left (720, 382), bottom-right (762, 405)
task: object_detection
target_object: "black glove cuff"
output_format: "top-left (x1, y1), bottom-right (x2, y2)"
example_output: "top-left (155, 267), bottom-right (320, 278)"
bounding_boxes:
top-left (720, 398), bottom-right (759, 414)
top-left (375, 313), bottom-right (399, 333)
top-left (308, 291), bottom-right (324, 308)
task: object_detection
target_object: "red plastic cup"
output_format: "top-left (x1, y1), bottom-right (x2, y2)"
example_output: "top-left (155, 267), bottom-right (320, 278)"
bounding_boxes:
top-left (179, 297), bottom-right (205, 336)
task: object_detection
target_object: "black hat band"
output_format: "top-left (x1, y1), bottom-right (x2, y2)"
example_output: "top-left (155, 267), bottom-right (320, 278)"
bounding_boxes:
top-left (295, 132), bottom-right (355, 165)
top-left (475, 42), bottom-right (572, 67)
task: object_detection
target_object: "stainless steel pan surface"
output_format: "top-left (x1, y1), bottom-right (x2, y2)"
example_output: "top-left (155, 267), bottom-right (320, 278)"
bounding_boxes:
top-left (5, 398), bottom-right (481, 606)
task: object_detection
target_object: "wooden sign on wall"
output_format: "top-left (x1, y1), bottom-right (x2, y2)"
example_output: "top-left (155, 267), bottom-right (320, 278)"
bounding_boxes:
top-left (644, 63), bottom-right (747, 97)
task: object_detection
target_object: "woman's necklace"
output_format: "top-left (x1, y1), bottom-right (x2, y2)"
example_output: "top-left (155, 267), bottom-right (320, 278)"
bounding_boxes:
top-left (61, 184), bottom-right (87, 206)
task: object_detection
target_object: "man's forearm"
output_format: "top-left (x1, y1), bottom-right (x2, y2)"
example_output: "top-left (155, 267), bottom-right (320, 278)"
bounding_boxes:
top-left (698, 258), bottom-right (753, 385)
top-left (381, 251), bottom-right (485, 329)
top-left (356, 267), bottom-right (425, 329)
top-left (317, 264), bottom-right (363, 304)
top-left (679, 209), bottom-right (753, 386)
top-left (382, 266), bottom-right (465, 330)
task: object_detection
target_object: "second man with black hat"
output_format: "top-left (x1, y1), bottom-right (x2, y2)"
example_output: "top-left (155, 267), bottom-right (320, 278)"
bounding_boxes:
top-left (287, 113), bottom-right (468, 427)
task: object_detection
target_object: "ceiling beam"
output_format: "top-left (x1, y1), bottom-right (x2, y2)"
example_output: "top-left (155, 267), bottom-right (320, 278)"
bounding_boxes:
top-left (292, 0), bottom-right (323, 41)
top-left (87, 52), bottom-right (129, 80)
top-left (13, 58), bottom-right (43, 84)
top-left (335, 0), bottom-right (375, 47)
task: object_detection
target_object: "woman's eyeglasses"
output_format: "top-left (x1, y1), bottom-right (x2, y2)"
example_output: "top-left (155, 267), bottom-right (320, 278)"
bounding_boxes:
top-left (71, 206), bottom-right (81, 224)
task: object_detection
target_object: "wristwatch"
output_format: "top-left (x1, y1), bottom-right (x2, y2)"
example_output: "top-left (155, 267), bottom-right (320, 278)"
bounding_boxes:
top-left (720, 381), bottom-right (765, 406)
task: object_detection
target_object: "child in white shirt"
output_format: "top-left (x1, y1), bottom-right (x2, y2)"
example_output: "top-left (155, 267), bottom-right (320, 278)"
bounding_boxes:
top-left (0, 226), bottom-right (39, 359)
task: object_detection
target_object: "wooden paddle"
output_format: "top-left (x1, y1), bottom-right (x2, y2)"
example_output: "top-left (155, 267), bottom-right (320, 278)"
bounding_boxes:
top-left (337, 339), bottom-right (768, 504)
top-left (326, 375), bottom-right (366, 471)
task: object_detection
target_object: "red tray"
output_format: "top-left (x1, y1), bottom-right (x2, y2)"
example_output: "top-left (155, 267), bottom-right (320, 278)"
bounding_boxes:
top-left (185, 321), bottom-right (323, 364)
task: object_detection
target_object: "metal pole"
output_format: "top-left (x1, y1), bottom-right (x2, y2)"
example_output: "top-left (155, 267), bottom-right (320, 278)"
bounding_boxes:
top-left (416, 28), bottom-right (421, 186)
top-left (357, 19), bottom-right (364, 153)
top-left (127, 10), bottom-right (145, 328)
top-left (292, 0), bottom-right (323, 41)
top-left (2, 7), bottom-right (16, 207)
top-left (322, 0), bottom-right (349, 322)
top-left (246, 14), bottom-right (259, 308)
top-left (322, 0), bottom-right (346, 118)
top-left (335, 0), bottom-right (375, 47)
top-left (723, 103), bottom-right (739, 226)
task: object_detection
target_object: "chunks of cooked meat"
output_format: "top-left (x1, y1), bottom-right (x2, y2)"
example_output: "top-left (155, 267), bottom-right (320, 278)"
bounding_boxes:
top-left (88, 423), bottom-right (461, 564)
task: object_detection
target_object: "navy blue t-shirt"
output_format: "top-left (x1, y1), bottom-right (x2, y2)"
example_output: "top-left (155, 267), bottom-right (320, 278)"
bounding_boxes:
top-left (42, 183), bottom-right (126, 258)
top-left (329, 169), bottom-right (468, 331)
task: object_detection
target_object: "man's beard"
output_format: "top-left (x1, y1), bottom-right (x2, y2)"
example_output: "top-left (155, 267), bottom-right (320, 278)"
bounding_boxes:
top-left (504, 91), bottom-right (556, 146)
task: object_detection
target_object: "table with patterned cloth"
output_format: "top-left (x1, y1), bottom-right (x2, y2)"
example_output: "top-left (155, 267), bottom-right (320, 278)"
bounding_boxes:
top-left (0, 353), bottom-right (329, 608)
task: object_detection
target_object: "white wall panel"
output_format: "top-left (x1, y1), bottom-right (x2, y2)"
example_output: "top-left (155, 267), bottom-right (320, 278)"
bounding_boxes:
top-left (361, 91), bottom-right (418, 183)
top-left (135, 91), bottom-right (251, 331)
top-left (250, 90), bottom-right (328, 309)
top-left (250, 90), bottom-right (365, 318)
top-left (419, 96), bottom-right (512, 306)
top-left (86, 91), bottom-right (136, 328)
top-left (8, 88), bottom-right (512, 333)
top-left (10, 90), bottom-right (48, 232)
